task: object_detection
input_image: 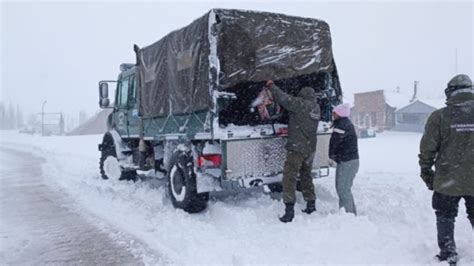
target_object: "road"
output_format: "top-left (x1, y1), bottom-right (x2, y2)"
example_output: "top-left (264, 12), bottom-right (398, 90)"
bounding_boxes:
top-left (0, 147), bottom-right (143, 265)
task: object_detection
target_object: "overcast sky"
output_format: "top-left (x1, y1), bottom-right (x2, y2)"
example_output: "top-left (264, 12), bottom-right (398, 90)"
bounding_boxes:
top-left (1, 1), bottom-right (473, 119)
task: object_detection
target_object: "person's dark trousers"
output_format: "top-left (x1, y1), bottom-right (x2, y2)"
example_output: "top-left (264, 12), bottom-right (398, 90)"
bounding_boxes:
top-left (432, 191), bottom-right (474, 258)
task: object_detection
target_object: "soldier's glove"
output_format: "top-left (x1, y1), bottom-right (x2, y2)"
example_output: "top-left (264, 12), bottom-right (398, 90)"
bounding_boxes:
top-left (420, 169), bottom-right (434, 190)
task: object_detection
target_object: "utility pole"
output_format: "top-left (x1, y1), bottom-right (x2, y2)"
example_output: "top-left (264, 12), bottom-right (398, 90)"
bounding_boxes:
top-left (410, 81), bottom-right (419, 103)
top-left (42, 100), bottom-right (47, 136)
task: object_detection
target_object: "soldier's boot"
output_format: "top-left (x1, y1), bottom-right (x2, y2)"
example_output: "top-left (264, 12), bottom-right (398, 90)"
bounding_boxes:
top-left (435, 253), bottom-right (458, 265)
top-left (435, 215), bottom-right (458, 264)
top-left (302, 200), bottom-right (316, 214)
top-left (279, 203), bottom-right (295, 223)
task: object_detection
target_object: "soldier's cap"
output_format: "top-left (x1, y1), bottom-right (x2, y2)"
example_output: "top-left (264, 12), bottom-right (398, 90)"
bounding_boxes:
top-left (445, 74), bottom-right (473, 97)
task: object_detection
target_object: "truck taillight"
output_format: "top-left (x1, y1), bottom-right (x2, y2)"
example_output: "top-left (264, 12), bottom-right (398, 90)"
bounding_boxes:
top-left (197, 154), bottom-right (221, 168)
top-left (276, 127), bottom-right (288, 136)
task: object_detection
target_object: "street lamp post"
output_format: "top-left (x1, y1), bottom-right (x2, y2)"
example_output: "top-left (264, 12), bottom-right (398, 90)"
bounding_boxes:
top-left (42, 100), bottom-right (47, 136)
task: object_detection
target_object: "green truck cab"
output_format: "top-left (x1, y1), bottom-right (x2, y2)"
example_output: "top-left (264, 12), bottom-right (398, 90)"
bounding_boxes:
top-left (97, 9), bottom-right (342, 213)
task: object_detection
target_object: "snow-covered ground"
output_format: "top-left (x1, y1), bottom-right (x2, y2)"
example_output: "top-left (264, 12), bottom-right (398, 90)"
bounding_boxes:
top-left (0, 147), bottom-right (149, 265)
top-left (0, 131), bottom-right (472, 265)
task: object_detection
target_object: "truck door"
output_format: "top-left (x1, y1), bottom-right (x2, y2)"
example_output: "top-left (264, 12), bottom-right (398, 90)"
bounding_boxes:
top-left (126, 75), bottom-right (140, 136)
top-left (114, 76), bottom-right (131, 136)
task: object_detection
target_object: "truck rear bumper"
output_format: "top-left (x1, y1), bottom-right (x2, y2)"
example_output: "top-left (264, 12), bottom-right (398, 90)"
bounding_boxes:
top-left (195, 134), bottom-right (331, 193)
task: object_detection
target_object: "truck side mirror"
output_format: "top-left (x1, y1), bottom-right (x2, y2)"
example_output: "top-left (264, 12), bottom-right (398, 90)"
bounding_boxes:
top-left (100, 82), bottom-right (109, 98)
top-left (99, 82), bottom-right (110, 108)
top-left (100, 98), bottom-right (110, 108)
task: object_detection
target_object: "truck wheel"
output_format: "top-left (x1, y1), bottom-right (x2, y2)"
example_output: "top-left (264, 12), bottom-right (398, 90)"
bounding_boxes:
top-left (99, 136), bottom-right (136, 181)
top-left (167, 151), bottom-right (209, 213)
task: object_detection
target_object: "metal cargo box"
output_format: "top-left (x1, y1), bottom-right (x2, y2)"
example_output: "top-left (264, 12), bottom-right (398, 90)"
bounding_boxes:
top-left (223, 134), bottom-right (331, 180)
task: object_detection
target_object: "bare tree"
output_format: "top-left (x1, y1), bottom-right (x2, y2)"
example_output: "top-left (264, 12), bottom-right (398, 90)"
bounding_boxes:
top-left (16, 104), bottom-right (23, 128)
top-left (8, 101), bottom-right (16, 129)
top-left (0, 101), bottom-right (5, 129)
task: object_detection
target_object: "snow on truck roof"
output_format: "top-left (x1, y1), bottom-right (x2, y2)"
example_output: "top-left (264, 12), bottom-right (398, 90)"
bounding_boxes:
top-left (137, 9), bottom-right (341, 118)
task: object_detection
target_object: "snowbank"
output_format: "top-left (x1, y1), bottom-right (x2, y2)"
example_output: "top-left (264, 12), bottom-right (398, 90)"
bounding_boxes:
top-left (1, 131), bottom-right (472, 265)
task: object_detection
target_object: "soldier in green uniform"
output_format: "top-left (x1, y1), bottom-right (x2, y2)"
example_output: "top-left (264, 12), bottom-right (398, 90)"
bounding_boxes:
top-left (266, 80), bottom-right (321, 223)
top-left (418, 74), bottom-right (474, 264)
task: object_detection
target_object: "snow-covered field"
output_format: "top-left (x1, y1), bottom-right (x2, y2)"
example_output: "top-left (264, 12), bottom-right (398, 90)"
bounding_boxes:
top-left (1, 131), bottom-right (472, 265)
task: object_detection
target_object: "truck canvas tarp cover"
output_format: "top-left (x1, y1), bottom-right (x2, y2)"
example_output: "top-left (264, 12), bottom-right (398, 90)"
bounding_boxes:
top-left (137, 9), bottom-right (341, 118)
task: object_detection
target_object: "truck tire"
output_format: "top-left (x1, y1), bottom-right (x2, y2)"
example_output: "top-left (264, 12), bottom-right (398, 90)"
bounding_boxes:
top-left (99, 135), bottom-right (136, 181)
top-left (167, 150), bottom-right (209, 213)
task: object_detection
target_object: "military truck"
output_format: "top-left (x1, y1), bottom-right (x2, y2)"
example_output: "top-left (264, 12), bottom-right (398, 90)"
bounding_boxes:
top-left (97, 9), bottom-right (342, 213)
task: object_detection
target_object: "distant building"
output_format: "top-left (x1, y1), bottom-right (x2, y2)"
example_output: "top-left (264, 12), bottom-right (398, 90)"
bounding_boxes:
top-left (350, 88), bottom-right (445, 133)
top-left (350, 90), bottom-right (397, 132)
top-left (67, 109), bottom-right (112, 136)
top-left (394, 99), bottom-right (445, 132)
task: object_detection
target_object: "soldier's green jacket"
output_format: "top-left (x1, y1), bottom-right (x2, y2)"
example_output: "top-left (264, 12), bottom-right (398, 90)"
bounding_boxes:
top-left (269, 85), bottom-right (320, 156)
top-left (419, 92), bottom-right (474, 196)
